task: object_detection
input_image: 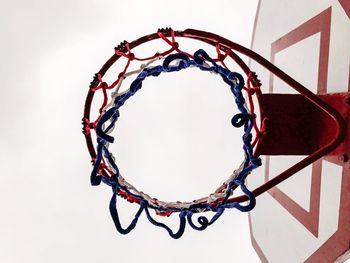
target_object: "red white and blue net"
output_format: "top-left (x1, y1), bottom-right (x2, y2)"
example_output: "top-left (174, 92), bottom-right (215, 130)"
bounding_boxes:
top-left (83, 28), bottom-right (263, 238)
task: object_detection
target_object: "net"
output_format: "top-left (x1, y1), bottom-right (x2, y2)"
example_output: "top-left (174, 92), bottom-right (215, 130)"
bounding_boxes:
top-left (83, 28), bottom-right (263, 238)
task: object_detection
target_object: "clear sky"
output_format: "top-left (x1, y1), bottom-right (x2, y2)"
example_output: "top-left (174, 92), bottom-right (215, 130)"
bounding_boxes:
top-left (0, 1), bottom-right (261, 262)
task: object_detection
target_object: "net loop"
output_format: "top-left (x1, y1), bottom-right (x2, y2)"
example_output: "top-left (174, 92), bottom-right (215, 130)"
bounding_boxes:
top-left (163, 53), bottom-right (190, 69)
top-left (231, 113), bottom-right (251, 128)
top-left (186, 208), bottom-right (224, 231)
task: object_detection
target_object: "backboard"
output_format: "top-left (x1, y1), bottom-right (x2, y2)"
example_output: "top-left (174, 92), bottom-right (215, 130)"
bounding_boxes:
top-left (248, 0), bottom-right (350, 262)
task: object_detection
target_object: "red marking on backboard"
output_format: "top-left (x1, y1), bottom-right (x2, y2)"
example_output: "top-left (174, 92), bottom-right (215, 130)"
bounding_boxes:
top-left (248, 213), bottom-right (268, 263)
top-left (305, 169), bottom-right (350, 262)
top-left (339, 0), bottom-right (350, 18)
top-left (269, 7), bottom-right (331, 94)
top-left (267, 7), bottom-right (331, 237)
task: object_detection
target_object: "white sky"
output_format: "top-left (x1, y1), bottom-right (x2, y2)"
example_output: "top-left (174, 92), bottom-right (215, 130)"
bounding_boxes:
top-left (0, 1), bottom-right (261, 262)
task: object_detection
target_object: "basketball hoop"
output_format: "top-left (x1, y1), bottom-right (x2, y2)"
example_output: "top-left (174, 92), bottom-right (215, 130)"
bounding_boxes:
top-left (83, 28), bottom-right (346, 238)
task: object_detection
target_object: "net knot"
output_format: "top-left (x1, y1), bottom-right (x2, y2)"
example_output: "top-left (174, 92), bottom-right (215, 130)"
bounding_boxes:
top-left (247, 88), bottom-right (256, 95)
top-left (218, 53), bottom-right (226, 61)
top-left (101, 82), bottom-right (108, 90)
top-left (128, 52), bottom-right (135, 61)
top-left (82, 118), bottom-right (96, 135)
top-left (172, 42), bottom-right (179, 49)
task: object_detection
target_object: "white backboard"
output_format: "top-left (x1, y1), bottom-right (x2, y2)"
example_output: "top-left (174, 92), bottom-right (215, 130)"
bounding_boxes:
top-left (248, 0), bottom-right (350, 262)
